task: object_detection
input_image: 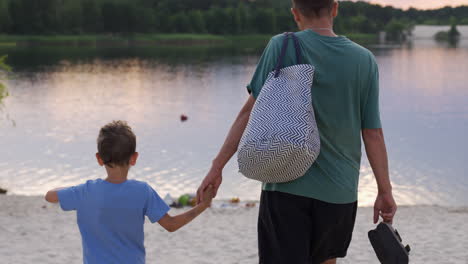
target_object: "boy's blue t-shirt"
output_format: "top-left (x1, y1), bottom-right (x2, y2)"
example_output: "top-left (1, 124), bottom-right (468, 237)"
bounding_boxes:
top-left (57, 179), bottom-right (170, 264)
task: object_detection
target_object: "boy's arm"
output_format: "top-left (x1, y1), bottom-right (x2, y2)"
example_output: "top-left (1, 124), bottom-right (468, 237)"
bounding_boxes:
top-left (45, 187), bottom-right (67, 203)
top-left (158, 185), bottom-right (214, 232)
top-left (158, 203), bottom-right (209, 232)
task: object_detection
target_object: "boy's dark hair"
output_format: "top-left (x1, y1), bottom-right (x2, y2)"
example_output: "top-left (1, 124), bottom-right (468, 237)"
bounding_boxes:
top-left (97, 120), bottom-right (136, 168)
top-left (292, 0), bottom-right (335, 17)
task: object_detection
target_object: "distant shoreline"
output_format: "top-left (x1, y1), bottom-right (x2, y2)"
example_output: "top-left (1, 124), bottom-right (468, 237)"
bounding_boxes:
top-left (0, 33), bottom-right (378, 47)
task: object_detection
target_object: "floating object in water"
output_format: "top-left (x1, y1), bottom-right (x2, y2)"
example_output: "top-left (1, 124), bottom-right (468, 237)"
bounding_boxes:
top-left (0, 187), bottom-right (7, 194)
top-left (245, 202), bottom-right (256, 208)
top-left (180, 114), bottom-right (188, 122)
top-left (230, 197), bottom-right (240, 204)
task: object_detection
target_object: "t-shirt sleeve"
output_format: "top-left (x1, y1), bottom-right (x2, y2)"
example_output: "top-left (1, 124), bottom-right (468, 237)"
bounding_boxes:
top-left (247, 36), bottom-right (282, 98)
top-left (57, 183), bottom-right (87, 211)
top-left (361, 56), bottom-right (382, 129)
top-left (144, 184), bottom-right (170, 223)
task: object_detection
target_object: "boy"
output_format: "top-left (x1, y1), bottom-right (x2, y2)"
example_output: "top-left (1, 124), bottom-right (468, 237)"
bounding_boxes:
top-left (45, 120), bottom-right (214, 264)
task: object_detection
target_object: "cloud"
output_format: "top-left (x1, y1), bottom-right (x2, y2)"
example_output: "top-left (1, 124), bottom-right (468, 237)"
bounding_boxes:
top-left (346, 0), bottom-right (468, 10)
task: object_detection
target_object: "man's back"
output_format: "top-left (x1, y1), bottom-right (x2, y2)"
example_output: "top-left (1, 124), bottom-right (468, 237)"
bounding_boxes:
top-left (58, 179), bottom-right (169, 264)
top-left (248, 29), bottom-right (381, 204)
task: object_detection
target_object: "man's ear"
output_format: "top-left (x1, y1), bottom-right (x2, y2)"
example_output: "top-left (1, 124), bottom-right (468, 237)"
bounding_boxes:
top-left (96, 153), bottom-right (105, 166)
top-left (332, 1), bottom-right (339, 18)
top-left (291, 8), bottom-right (301, 24)
top-left (129, 152), bottom-right (139, 166)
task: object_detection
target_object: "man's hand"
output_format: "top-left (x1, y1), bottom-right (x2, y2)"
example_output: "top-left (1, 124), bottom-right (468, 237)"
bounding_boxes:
top-left (199, 185), bottom-right (215, 207)
top-left (196, 95), bottom-right (255, 204)
top-left (373, 192), bottom-right (397, 224)
top-left (197, 166), bottom-right (222, 204)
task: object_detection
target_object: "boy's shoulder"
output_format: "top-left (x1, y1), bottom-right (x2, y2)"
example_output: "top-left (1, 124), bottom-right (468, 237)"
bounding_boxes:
top-left (125, 179), bottom-right (156, 193)
top-left (126, 179), bottom-right (150, 187)
top-left (78, 179), bottom-right (152, 191)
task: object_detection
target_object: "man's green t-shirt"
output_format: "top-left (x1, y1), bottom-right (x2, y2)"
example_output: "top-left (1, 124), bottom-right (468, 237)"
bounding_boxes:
top-left (247, 29), bottom-right (381, 204)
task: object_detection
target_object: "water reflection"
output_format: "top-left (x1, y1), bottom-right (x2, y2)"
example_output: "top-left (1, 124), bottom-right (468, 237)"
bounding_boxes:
top-left (0, 37), bottom-right (467, 207)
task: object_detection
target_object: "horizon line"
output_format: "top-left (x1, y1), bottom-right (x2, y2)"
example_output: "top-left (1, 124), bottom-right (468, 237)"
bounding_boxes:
top-left (342, 0), bottom-right (468, 11)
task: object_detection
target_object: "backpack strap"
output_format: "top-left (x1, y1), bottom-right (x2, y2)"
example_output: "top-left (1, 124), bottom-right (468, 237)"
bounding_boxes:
top-left (274, 32), bottom-right (302, 78)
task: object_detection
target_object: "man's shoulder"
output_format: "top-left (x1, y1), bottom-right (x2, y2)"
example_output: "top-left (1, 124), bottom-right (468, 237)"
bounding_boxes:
top-left (271, 33), bottom-right (286, 42)
top-left (345, 39), bottom-right (376, 61)
top-left (265, 33), bottom-right (285, 52)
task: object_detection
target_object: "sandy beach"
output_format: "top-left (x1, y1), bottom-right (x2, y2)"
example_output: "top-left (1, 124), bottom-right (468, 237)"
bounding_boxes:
top-left (1, 195), bottom-right (467, 264)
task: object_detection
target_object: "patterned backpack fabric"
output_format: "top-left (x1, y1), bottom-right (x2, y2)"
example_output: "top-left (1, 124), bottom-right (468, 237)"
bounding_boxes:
top-left (237, 32), bottom-right (321, 183)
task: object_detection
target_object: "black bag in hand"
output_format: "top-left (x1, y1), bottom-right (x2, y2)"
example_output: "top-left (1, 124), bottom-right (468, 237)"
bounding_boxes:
top-left (368, 222), bottom-right (411, 264)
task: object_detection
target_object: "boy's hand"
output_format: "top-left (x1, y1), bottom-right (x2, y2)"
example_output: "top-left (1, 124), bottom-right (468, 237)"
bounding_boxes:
top-left (199, 185), bottom-right (215, 207)
top-left (45, 187), bottom-right (66, 203)
top-left (197, 166), bottom-right (222, 203)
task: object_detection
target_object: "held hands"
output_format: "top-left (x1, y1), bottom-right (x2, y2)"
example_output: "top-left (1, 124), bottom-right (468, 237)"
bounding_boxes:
top-left (199, 185), bottom-right (215, 208)
top-left (373, 192), bottom-right (397, 224)
top-left (197, 166), bottom-right (223, 204)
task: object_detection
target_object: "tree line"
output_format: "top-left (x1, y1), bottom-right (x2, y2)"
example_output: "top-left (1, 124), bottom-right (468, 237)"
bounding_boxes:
top-left (0, 0), bottom-right (467, 35)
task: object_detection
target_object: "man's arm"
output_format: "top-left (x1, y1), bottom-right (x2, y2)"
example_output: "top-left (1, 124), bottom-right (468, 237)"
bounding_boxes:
top-left (158, 186), bottom-right (214, 232)
top-left (44, 187), bottom-right (66, 203)
top-left (362, 128), bottom-right (397, 224)
top-left (197, 95), bottom-right (256, 202)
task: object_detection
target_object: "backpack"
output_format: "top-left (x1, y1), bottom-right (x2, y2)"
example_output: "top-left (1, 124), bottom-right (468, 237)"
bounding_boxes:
top-left (237, 32), bottom-right (320, 183)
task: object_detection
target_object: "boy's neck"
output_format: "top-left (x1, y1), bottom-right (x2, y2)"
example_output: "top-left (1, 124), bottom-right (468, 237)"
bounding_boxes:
top-left (104, 165), bottom-right (129, 184)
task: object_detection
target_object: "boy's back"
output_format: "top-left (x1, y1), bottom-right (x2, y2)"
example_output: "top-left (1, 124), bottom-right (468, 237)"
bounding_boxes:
top-left (58, 179), bottom-right (169, 263)
top-left (46, 121), bottom-right (214, 264)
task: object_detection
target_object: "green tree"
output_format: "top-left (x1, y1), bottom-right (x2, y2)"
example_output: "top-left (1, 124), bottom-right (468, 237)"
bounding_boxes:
top-left (460, 18), bottom-right (468, 25)
top-left (205, 8), bottom-right (226, 34)
top-left (448, 24), bottom-right (460, 38)
top-left (349, 15), bottom-right (367, 33)
top-left (0, 55), bottom-right (11, 102)
top-left (8, 0), bottom-right (59, 34)
top-left (155, 11), bottom-right (171, 33)
top-left (231, 8), bottom-right (242, 34)
top-left (2, 0), bottom-right (468, 36)
top-left (237, 3), bottom-right (249, 33)
top-left (82, 0), bottom-right (102, 33)
top-left (385, 19), bottom-right (408, 41)
top-left (135, 7), bottom-right (156, 33)
top-left (0, 0), bottom-right (12, 33)
top-left (172, 12), bottom-right (192, 33)
top-left (255, 9), bottom-right (276, 34)
top-left (101, 2), bottom-right (136, 33)
top-left (60, 0), bottom-right (83, 34)
top-left (188, 10), bottom-right (206, 33)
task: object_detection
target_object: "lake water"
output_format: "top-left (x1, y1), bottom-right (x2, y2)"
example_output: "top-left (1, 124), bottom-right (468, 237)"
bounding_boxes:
top-left (1, 26), bottom-right (467, 207)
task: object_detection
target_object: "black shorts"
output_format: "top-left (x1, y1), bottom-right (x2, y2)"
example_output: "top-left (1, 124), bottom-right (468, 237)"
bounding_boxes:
top-left (258, 191), bottom-right (358, 264)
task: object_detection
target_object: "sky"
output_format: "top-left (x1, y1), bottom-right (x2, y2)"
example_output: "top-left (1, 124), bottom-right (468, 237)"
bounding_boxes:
top-left (352, 0), bottom-right (468, 10)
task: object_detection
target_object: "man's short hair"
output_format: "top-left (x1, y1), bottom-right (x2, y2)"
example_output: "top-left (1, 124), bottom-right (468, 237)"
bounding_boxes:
top-left (292, 0), bottom-right (335, 17)
top-left (97, 120), bottom-right (136, 168)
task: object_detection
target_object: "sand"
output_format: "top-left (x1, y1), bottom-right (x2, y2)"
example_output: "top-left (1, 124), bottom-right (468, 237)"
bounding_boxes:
top-left (1, 195), bottom-right (467, 264)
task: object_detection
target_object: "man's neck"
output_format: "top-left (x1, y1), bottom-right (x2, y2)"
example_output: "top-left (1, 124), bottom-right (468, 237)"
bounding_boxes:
top-left (105, 166), bottom-right (129, 184)
top-left (300, 18), bottom-right (337, 37)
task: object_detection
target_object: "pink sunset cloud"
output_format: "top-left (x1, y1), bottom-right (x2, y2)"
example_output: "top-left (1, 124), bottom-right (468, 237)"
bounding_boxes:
top-left (346, 0), bottom-right (468, 9)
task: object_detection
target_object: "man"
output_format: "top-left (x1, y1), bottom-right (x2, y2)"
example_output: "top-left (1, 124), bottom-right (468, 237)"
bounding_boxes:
top-left (197, 0), bottom-right (397, 263)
